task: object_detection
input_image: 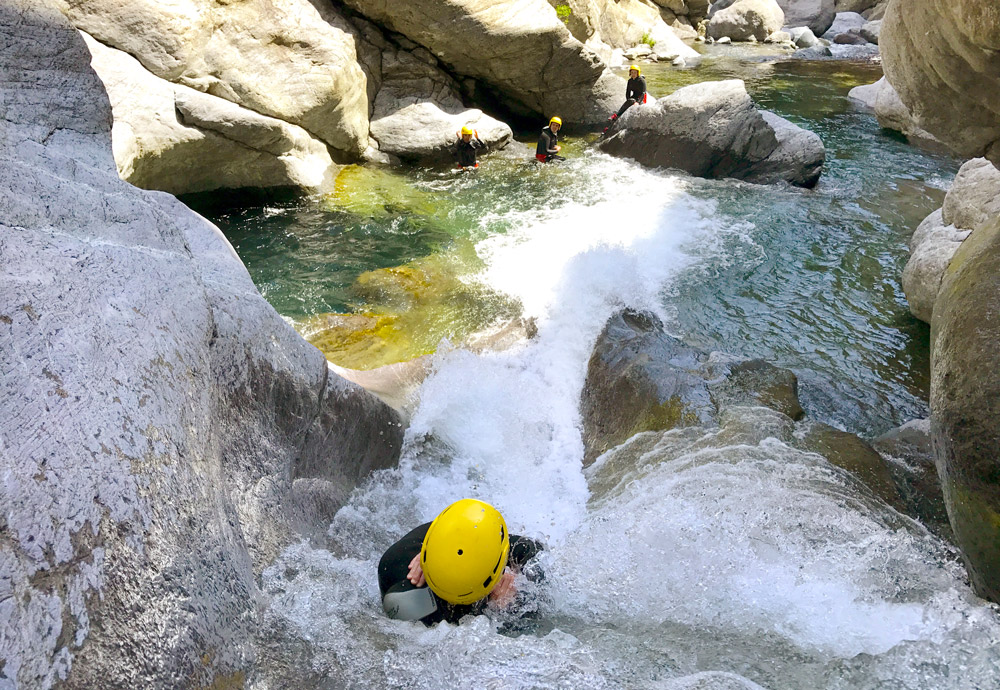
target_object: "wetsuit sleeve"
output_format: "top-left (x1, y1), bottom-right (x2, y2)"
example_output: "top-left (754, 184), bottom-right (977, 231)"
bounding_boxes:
top-left (639, 76), bottom-right (647, 100)
top-left (508, 534), bottom-right (543, 570)
top-left (536, 131), bottom-right (548, 156)
top-left (378, 522), bottom-right (430, 595)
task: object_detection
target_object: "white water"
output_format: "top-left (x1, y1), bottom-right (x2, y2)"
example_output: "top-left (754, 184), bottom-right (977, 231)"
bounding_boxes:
top-left (259, 154), bottom-right (1000, 689)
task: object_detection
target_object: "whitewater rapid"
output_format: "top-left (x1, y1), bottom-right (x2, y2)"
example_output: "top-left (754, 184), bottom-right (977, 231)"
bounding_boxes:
top-left (258, 153), bottom-right (1000, 690)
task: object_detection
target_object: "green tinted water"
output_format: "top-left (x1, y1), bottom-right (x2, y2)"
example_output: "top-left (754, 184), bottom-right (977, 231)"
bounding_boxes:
top-left (186, 53), bottom-right (958, 437)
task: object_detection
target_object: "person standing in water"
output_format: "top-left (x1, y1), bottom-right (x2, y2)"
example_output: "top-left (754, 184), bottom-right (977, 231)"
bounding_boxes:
top-left (454, 124), bottom-right (484, 170)
top-left (535, 116), bottom-right (565, 163)
top-left (378, 498), bottom-right (543, 625)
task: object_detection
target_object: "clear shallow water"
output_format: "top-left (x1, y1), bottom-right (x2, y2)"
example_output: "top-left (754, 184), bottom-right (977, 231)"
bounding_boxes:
top-left (185, 57), bottom-right (1000, 689)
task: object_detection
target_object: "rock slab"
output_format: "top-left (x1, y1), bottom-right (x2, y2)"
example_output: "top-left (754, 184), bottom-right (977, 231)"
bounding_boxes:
top-left (708, 0), bottom-right (786, 41)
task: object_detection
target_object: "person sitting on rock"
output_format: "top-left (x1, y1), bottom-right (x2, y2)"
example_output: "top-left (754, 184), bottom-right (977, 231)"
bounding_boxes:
top-left (613, 64), bottom-right (647, 120)
top-left (378, 498), bottom-right (543, 625)
top-left (454, 124), bottom-right (484, 170)
top-left (535, 116), bottom-right (565, 163)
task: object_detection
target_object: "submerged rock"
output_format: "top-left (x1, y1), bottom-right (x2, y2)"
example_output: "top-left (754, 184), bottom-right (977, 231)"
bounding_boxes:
top-left (881, 0), bottom-right (1000, 167)
top-left (597, 79), bottom-right (824, 187)
top-left (707, 0), bottom-right (786, 42)
top-left (1, 5), bottom-right (403, 686)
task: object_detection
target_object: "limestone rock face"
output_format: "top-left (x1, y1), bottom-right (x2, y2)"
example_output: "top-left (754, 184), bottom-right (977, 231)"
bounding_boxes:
top-left (340, 0), bottom-right (625, 125)
top-left (552, 0), bottom-right (700, 57)
top-left (775, 0), bottom-right (836, 36)
top-left (82, 32), bottom-right (338, 194)
top-left (707, 0), bottom-right (786, 41)
top-left (57, 0), bottom-right (370, 155)
top-left (902, 158), bottom-right (1000, 323)
top-left (1, 5), bottom-right (403, 687)
top-left (930, 214), bottom-right (1000, 602)
top-left (597, 79), bottom-right (824, 187)
top-left (881, 0), bottom-right (1000, 166)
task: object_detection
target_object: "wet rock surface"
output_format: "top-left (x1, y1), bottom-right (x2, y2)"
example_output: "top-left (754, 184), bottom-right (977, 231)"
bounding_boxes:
top-left (0, 5), bottom-right (403, 686)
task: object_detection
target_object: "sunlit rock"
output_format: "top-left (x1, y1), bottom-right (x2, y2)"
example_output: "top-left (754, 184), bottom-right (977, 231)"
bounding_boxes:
top-left (707, 0), bottom-right (786, 42)
top-left (597, 79), bottom-right (824, 187)
top-left (1, 5), bottom-right (402, 685)
top-left (776, 0), bottom-right (835, 36)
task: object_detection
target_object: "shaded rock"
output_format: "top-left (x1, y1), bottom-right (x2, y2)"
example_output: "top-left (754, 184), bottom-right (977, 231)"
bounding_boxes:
top-left (339, 0), bottom-right (625, 125)
top-left (60, 0), bottom-right (370, 155)
top-left (708, 358), bottom-right (805, 420)
top-left (787, 26), bottom-right (821, 47)
top-left (820, 10), bottom-right (866, 39)
top-left (833, 31), bottom-right (868, 44)
top-left (859, 18), bottom-right (881, 43)
top-left (1, 4), bottom-right (403, 686)
top-left (81, 33), bottom-right (338, 194)
top-left (580, 309), bottom-right (715, 465)
top-left (873, 419), bottom-right (952, 540)
top-left (834, 0), bottom-right (878, 12)
top-left (795, 422), bottom-right (905, 511)
top-left (597, 79), bottom-right (824, 187)
top-left (930, 214), bottom-right (1000, 602)
top-left (776, 0), bottom-right (836, 35)
top-left (863, 77), bottom-right (940, 144)
top-left (881, 0), bottom-right (1000, 166)
top-left (902, 209), bottom-right (969, 323)
top-left (792, 44), bottom-right (833, 58)
top-left (708, 0), bottom-right (786, 41)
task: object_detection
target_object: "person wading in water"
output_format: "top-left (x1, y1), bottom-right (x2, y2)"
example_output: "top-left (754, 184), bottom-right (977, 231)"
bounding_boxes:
top-left (454, 124), bottom-right (484, 170)
top-left (535, 116), bottom-right (565, 163)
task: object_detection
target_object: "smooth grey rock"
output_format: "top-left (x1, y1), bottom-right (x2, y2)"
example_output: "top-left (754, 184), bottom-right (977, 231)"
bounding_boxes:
top-left (60, 0), bottom-right (370, 155)
top-left (787, 25), bottom-right (821, 46)
top-left (717, 35), bottom-right (734, 43)
top-left (833, 31), bottom-right (868, 44)
top-left (0, 4), bottom-right (403, 687)
top-left (708, 0), bottom-right (786, 41)
top-left (860, 18), bottom-right (881, 43)
top-left (776, 0), bottom-right (836, 35)
top-left (930, 214), bottom-right (1000, 603)
top-left (81, 32), bottom-right (339, 194)
top-left (709, 0), bottom-right (740, 17)
top-left (597, 80), bottom-right (824, 187)
top-left (339, 0), bottom-right (625, 125)
top-left (864, 77), bottom-right (940, 143)
top-left (624, 43), bottom-right (654, 59)
top-left (847, 79), bottom-right (880, 109)
top-left (835, 0), bottom-right (878, 11)
top-left (765, 30), bottom-right (792, 42)
top-left (556, 0), bottom-right (701, 56)
top-left (902, 209), bottom-right (969, 323)
top-left (827, 42), bottom-right (880, 59)
top-left (942, 157), bottom-right (1000, 232)
top-left (821, 10), bottom-right (866, 38)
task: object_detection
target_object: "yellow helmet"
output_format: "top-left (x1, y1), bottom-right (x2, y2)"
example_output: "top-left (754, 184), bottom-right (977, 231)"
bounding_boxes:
top-left (420, 499), bottom-right (510, 605)
top-left (461, 125), bottom-right (474, 136)
top-left (549, 116), bottom-right (562, 126)
top-left (629, 64), bottom-right (641, 75)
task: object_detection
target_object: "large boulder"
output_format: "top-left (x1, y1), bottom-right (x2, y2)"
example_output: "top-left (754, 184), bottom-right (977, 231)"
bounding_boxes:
top-left (597, 79), bottom-right (824, 187)
top-left (57, 0), bottom-right (370, 156)
top-left (902, 158), bottom-right (1000, 323)
top-left (881, 0), bottom-right (1000, 167)
top-left (0, 4), bottom-right (403, 687)
top-left (551, 0), bottom-right (700, 57)
top-left (834, 0), bottom-right (877, 12)
top-left (930, 214), bottom-right (1000, 602)
top-left (707, 0), bottom-right (786, 41)
top-left (339, 0), bottom-right (625, 125)
top-left (776, 0), bottom-right (836, 36)
top-left (81, 32), bottom-right (338, 194)
top-left (848, 77), bottom-right (940, 144)
top-left (820, 10), bottom-right (866, 38)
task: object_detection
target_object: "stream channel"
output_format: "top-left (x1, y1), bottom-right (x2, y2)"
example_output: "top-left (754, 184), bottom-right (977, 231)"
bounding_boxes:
top-left (185, 49), bottom-right (1000, 689)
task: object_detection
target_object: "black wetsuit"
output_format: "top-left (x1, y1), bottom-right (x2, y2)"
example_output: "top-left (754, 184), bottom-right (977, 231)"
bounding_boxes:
top-left (454, 137), bottom-right (483, 168)
top-left (615, 75), bottom-right (647, 117)
top-left (378, 522), bottom-right (543, 625)
top-left (535, 126), bottom-right (564, 162)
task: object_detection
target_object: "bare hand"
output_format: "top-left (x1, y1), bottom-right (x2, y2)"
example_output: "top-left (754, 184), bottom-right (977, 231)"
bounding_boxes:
top-left (555, 145), bottom-right (561, 152)
top-left (488, 571), bottom-right (516, 607)
top-left (407, 554), bottom-right (425, 587)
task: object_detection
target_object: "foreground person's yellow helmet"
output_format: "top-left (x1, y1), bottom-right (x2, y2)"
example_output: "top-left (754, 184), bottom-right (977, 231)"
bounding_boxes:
top-left (461, 125), bottom-right (474, 135)
top-left (549, 116), bottom-right (562, 126)
top-left (629, 64), bottom-right (641, 75)
top-left (421, 499), bottom-right (510, 605)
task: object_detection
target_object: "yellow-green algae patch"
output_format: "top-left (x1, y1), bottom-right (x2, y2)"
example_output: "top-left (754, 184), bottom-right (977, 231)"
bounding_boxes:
top-left (300, 247), bottom-right (522, 370)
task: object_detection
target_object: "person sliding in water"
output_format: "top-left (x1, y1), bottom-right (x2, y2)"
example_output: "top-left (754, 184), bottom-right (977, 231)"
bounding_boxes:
top-left (378, 498), bottom-right (543, 625)
top-left (454, 124), bottom-right (484, 170)
top-left (535, 116), bottom-right (565, 163)
top-left (604, 65), bottom-right (646, 135)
